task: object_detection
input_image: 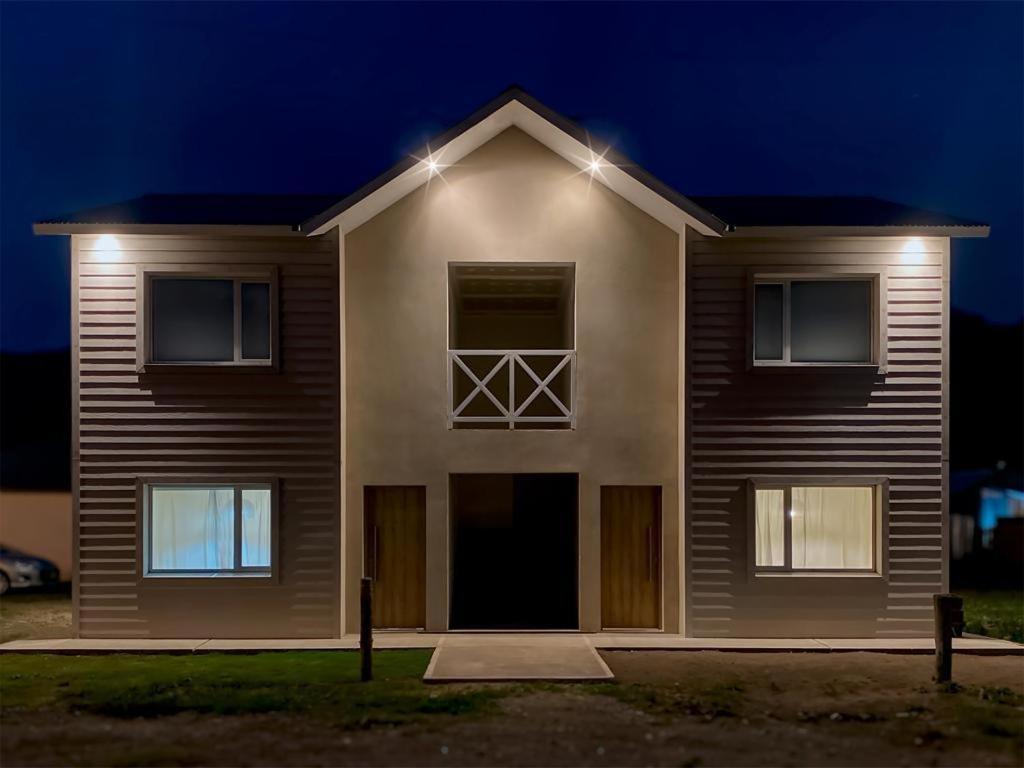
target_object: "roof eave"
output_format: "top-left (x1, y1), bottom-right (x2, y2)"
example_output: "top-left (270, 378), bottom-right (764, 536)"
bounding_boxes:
top-left (33, 222), bottom-right (302, 237)
top-left (721, 224), bottom-right (991, 238)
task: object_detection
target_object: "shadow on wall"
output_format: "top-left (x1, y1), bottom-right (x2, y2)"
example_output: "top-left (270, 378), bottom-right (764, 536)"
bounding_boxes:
top-left (0, 490), bottom-right (72, 580)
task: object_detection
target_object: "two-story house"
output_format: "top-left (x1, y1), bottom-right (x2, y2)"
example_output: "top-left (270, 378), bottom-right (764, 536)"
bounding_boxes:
top-left (35, 87), bottom-right (988, 639)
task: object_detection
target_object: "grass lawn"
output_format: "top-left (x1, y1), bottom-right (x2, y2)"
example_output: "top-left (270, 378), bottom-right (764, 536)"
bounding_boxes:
top-left (1, 650), bottom-right (507, 727)
top-left (2, 651), bottom-right (1022, 767)
top-left (960, 590), bottom-right (1024, 643)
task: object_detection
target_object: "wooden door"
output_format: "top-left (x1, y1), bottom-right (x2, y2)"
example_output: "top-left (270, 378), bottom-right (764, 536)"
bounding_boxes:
top-left (601, 486), bottom-right (661, 629)
top-left (364, 486), bottom-right (426, 629)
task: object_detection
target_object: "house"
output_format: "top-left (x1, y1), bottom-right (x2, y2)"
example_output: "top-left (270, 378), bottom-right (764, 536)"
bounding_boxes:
top-left (34, 87), bottom-right (989, 639)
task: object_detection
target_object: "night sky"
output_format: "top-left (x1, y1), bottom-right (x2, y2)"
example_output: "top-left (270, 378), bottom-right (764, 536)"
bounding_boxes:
top-left (2, 1), bottom-right (1021, 353)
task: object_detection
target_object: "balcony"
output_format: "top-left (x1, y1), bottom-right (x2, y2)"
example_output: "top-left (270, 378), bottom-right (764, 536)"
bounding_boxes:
top-left (448, 264), bottom-right (574, 430)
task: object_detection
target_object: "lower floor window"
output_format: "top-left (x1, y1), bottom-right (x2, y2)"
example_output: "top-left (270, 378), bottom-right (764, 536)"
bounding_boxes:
top-left (146, 484), bottom-right (272, 576)
top-left (754, 483), bottom-right (877, 572)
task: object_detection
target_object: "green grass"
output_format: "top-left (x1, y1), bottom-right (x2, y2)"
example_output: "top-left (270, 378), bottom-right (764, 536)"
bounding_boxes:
top-left (0, 590), bottom-right (72, 643)
top-left (0, 651), bottom-right (508, 728)
top-left (959, 590), bottom-right (1024, 643)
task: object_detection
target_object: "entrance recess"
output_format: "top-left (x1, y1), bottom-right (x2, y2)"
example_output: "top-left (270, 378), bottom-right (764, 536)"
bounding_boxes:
top-left (601, 486), bottom-right (662, 629)
top-left (450, 473), bottom-right (578, 630)
top-left (364, 486), bottom-right (426, 629)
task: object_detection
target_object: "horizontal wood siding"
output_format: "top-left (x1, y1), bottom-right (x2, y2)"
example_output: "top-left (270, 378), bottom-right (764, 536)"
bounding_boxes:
top-left (686, 235), bottom-right (947, 638)
top-left (73, 232), bottom-right (339, 638)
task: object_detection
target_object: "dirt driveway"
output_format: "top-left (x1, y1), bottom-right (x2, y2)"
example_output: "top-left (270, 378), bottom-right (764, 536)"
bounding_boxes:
top-left (3, 651), bottom-right (1022, 767)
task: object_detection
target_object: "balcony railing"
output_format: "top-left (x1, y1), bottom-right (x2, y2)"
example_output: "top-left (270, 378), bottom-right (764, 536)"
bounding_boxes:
top-left (448, 350), bottom-right (576, 429)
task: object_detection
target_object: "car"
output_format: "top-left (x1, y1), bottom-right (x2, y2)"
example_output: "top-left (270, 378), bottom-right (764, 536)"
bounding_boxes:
top-left (0, 546), bottom-right (60, 595)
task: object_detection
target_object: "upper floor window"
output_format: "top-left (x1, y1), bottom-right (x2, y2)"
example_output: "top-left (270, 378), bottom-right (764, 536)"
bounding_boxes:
top-left (139, 268), bottom-right (276, 368)
top-left (753, 277), bottom-right (878, 366)
top-left (144, 482), bottom-right (274, 578)
top-left (447, 263), bottom-right (575, 429)
top-left (753, 481), bottom-right (882, 574)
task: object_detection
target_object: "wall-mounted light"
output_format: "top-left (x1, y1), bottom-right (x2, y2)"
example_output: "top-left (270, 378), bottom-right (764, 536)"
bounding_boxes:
top-left (95, 234), bottom-right (122, 261)
top-left (588, 159), bottom-right (602, 175)
top-left (901, 237), bottom-right (926, 264)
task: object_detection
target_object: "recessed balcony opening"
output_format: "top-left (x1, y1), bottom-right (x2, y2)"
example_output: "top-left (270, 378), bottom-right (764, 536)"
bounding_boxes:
top-left (448, 264), bottom-right (575, 430)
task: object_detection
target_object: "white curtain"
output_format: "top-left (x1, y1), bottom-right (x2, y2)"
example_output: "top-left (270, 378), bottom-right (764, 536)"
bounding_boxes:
top-left (241, 488), bottom-right (271, 567)
top-left (755, 489), bottom-right (785, 567)
top-left (151, 488), bottom-right (234, 571)
top-left (792, 486), bottom-right (873, 569)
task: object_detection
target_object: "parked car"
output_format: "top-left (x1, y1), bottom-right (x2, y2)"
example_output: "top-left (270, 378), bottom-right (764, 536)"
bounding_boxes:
top-left (0, 546), bottom-right (60, 595)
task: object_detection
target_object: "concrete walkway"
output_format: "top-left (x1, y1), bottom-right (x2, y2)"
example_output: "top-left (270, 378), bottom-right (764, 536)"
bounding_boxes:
top-left (1, 633), bottom-right (1020, 656)
top-left (424, 634), bottom-right (614, 682)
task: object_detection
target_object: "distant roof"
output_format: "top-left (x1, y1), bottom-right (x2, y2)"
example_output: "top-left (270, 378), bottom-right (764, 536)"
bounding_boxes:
top-left (690, 195), bottom-right (986, 230)
top-left (37, 194), bottom-right (341, 230)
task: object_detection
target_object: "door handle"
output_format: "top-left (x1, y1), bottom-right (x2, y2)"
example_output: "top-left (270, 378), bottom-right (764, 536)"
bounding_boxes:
top-left (646, 525), bottom-right (655, 582)
top-left (372, 525), bottom-right (380, 582)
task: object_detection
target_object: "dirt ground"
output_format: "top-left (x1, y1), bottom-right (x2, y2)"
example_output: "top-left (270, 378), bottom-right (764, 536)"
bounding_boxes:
top-left (3, 651), bottom-right (1022, 767)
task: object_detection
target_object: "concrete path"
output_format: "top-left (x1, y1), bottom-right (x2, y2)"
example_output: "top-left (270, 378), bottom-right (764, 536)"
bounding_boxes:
top-left (423, 634), bottom-right (614, 682)
top-left (1, 633), bottom-right (1019, 656)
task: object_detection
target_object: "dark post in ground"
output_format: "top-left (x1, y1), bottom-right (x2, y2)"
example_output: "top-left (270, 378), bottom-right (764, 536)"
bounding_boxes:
top-left (933, 593), bottom-right (965, 683)
top-left (360, 576), bottom-right (373, 682)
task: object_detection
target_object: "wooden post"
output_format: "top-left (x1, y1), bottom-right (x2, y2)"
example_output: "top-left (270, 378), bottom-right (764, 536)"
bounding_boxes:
top-left (360, 576), bottom-right (373, 682)
top-left (934, 593), bottom-right (964, 684)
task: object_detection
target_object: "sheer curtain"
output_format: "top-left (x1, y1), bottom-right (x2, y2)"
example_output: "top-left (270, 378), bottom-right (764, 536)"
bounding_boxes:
top-left (241, 488), bottom-right (271, 567)
top-left (755, 489), bottom-right (785, 566)
top-left (792, 486), bottom-right (873, 569)
top-left (151, 488), bottom-right (234, 571)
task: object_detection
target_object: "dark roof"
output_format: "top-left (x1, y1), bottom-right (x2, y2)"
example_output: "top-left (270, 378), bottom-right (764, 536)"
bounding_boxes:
top-left (689, 195), bottom-right (985, 229)
top-left (38, 194), bottom-right (342, 229)
top-left (37, 192), bottom-right (987, 234)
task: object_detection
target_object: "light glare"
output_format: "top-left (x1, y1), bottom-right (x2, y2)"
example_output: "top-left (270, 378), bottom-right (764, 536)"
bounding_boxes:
top-left (901, 237), bottom-right (926, 264)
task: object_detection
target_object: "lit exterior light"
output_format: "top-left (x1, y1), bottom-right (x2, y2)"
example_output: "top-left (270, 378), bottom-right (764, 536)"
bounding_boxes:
top-left (588, 159), bottom-right (602, 174)
top-left (428, 159), bottom-right (439, 174)
top-left (95, 234), bottom-right (122, 262)
top-left (901, 237), bottom-right (926, 264)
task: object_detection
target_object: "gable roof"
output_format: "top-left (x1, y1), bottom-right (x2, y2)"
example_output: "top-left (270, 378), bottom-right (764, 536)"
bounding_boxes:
top-left (33, 86), bottom-right (990, 239)
top-left (299, 86), bottom-right (727, 237)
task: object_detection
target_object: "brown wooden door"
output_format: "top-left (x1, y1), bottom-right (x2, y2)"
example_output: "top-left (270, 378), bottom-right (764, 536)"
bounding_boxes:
top-left (601, 486), bottom-right (661, 629)
top-left (364, 486), bottom-right (426, 629)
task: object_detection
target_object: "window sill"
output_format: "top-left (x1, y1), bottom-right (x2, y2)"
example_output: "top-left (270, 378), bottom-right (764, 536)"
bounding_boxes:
top-left (755, 571), bottom-right (882, 579)
top-left (138, 362), bottom-right (276, 374)
top-left (146, 572), bottom-right (271, 579)
top-left (751, 362), bottom-right (881, 372)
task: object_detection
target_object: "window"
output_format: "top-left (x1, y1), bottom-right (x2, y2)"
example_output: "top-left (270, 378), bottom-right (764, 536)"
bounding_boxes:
top-left (753, 483), bottom-right (879, 573)
top-left (143, 272), bottom-right (275, 366)
top-left (144, 483), bottom-right (273, 577)
top-left (753, 277), bottom-right (876, 365)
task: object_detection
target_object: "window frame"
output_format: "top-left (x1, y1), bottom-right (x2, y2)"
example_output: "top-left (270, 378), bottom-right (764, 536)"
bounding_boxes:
top-left (747, 477), bottom-right (889, 578)
top-left (137, 478), bottom-right (279, 583)
top-left (748, 269), bottom-right (887, 371)
top-left (136, 264), bottom-right (279, 372)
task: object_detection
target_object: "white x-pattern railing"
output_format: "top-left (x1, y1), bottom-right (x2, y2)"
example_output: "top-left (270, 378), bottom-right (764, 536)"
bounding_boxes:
top-left (448, 349), bottom-right (576, 428)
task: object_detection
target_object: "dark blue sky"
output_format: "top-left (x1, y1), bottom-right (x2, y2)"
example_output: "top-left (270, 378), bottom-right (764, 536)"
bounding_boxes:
top-left (2, 1), bottom-right (1021, 352)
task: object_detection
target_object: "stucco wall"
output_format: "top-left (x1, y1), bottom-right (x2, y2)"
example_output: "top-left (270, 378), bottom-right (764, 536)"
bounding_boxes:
top-left (345, 127), bottom-right (681, 632)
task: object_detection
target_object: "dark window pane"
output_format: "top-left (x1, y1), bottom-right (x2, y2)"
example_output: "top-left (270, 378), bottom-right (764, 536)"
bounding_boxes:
top-left (790, 280), bottom-right (872, 363)
top-left (754, 283), bottom-right (784, 360)
top-left (241, 282), bottom-right (271, 360)
top-left (151, 279), bottom-right (233, 362)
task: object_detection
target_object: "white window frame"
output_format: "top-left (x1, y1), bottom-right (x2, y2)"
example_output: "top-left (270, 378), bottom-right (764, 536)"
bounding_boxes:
top-left (750, 272), bottom-right (886, 370)
top-left (136, 265), bottom-right (278, 371)
top-left (140, 480), bottom-right (277, 580)
top-left (748, 477), bottom-right (888, 578)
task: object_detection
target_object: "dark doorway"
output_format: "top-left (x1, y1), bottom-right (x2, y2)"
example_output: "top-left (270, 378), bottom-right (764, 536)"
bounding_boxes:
top-left (450, 473), bottom-right (578, 629)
